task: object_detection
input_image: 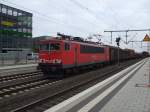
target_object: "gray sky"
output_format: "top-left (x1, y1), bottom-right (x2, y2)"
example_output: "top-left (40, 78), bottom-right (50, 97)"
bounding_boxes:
top-left (1, 0), bottom-right (150, 52)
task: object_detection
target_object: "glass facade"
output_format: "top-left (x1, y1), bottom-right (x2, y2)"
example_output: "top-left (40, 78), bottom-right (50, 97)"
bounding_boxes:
top-left (0, 3), bottom-right (32, 51)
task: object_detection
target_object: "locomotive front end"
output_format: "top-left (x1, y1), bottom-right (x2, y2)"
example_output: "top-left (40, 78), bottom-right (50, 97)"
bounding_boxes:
top-left (38, 39), bottom-right (63, 74)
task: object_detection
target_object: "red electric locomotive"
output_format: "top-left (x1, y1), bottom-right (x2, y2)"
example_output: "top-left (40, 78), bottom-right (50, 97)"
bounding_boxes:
top-left (38, 33), bottom-right (109, 77)
top-left (38, 33), bottom-right (140, 77)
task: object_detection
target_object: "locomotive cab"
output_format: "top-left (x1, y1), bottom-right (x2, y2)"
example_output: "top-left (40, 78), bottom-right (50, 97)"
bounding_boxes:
top-left (38, 40), bottom-right (63, 73)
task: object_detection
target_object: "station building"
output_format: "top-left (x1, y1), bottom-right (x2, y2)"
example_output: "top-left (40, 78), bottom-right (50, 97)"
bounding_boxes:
top-left (0, 3), bottom-right (32, 61)
top-left (0, 3), bottom-right (32, 53)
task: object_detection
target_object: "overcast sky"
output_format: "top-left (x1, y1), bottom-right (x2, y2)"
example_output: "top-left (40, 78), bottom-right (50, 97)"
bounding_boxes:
top-left (1, 0), bottom-right (150, 52)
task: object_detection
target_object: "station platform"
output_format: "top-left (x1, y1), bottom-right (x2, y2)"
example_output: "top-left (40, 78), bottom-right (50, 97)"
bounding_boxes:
top-left (45, 58), bottom-right (150, 112)
top-left (0, 63), bottom-right (37, 70)
top-left (0, 63), bottom-right (38, 77)
top-left (98, 59), bottom-right (150, 112)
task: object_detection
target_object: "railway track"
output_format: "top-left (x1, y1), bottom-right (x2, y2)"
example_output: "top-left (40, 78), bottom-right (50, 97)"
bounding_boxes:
top-left (0, 71), bottom-right (42, 82)
top-left (0, 71), bottom-right (61, 99)
top-left (0, 71), bottom-right (48, 89)
top-left (0, 79), bottom-right (59, 100)
top-left (0, 71), bottom-right (61, 112)
top-left (0, 59), bottom-right (140, 112)
top-left (0, 65), bottom-right (37, 77)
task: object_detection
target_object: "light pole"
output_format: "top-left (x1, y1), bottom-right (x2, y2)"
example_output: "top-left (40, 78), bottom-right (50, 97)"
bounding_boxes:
top-left (116, 37), bottom-right (121, 66)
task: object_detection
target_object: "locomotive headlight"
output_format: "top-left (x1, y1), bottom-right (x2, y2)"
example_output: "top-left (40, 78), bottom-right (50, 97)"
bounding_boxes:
top-left (55, 59), bottom-right (61, 64)
top-left (39, 59), bottom-right (44, 63)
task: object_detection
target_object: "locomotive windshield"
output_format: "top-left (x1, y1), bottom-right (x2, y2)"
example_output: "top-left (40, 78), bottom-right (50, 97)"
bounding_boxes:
top-left (50, 43), bottom-right (60, 50)
top-left (40, 43), bottom-right (60, 51)
top-left (40, 44), bottom-right (49, 51)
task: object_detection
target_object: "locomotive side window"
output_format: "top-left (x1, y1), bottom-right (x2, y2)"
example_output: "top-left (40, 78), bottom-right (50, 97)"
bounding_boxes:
top-left (50, 43), bottom-right (60, 51)
top-left (80, 45), bottom-right (104, 53)
top-left (64, 43), bottom-right (70, 51)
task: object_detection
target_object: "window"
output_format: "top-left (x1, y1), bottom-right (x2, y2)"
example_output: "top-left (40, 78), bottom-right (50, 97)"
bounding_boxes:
top-left (23, 21), bottom-right (28, 25)
top-left (50, 43), bottom-right (60, 51)
top-left (40, 44), bottom-right (49, 51)
top-left (2, 7), bottom-right (7, 14)
top-left (0, 5), bottom-right (2, 13)
top-left (28, 22), bottom-right (32, 27)
top-left (18, 22), bottom-right (22, 26)
top-left (8, 9), bottom-right (12, 15)
top-left (18, 12), bottom-right (22, 16)
top-left (40, 43), bottom-right (60, 51)
top-left (13, 29), bottom-right (17, 31)
top-left (64, 43), bottom-right (70, 51)
top-left (18, 28), bottom-right (22, 32)
top-left (28, 29), bottom-right (32, 33)
top-left (13, 11), bottom-right (18, 16)
top-left (28, 17), bottom-right (32, 22)
top-left (80, 45), bottom-right (104, 53)
top-left (23, 28), bottom-right (27, 33)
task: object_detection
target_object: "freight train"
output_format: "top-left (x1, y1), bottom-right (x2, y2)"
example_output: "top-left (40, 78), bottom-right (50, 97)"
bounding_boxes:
top-left (38, 33), bottom-right (145, 77)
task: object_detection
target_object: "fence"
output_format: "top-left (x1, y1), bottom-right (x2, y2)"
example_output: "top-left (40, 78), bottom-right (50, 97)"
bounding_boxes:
top-left (0, 52), bottom-right (38, 66)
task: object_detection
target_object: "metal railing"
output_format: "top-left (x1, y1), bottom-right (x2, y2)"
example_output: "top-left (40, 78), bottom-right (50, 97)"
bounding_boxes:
top-left (0, 53), bottom-right (38, 66)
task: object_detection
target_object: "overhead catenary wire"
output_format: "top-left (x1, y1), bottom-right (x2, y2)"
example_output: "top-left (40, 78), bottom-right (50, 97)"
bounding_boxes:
top-left (97, 0), bottom-right (134, 29)
top-left (68, 0), bottom-right (131, 48)
top-left (95, 0), bottom-right (120, 30)
top-left (1, 0), bottom-right (145, 52)
top-left (96, 0), bottom-right (141, 48)
top-left (68, 0), bottom-right (110, 27)
top-left (67, 0), bottom-right (149, 52)
top-left (1, 0), bottom-right (120, 37)
top-left (67, 0), bottom-right (118, 43)
top-left (43, 0), bottom-right (105, 33)
top-left (1, 0), bottom-right (93, 34)
top-left (44, 0), bottom-right (104, 32)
